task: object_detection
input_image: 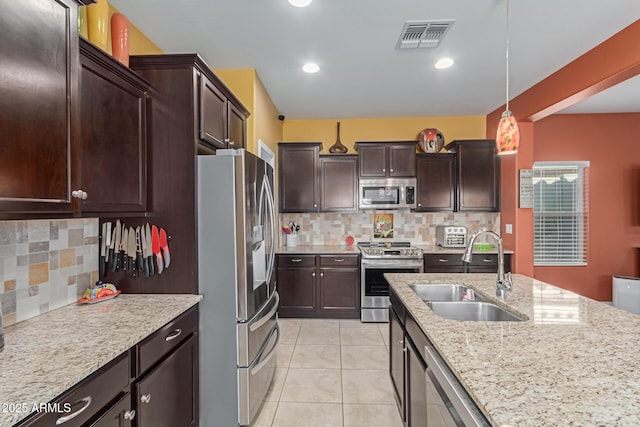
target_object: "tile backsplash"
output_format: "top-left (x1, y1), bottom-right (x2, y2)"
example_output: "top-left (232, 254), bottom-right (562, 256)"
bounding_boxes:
top-left (279, 211), bottom-right (500, 246)
top-left (0, 218), bottom-right (99, 327)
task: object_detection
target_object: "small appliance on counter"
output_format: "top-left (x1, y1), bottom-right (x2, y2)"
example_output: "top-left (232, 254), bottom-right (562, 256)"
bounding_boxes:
top-left (436, 225), bottom-right (468, 248)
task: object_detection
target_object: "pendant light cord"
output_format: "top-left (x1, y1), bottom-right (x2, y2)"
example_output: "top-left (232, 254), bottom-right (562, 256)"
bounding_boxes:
top-left (505, 0), bottom-right (510, 112)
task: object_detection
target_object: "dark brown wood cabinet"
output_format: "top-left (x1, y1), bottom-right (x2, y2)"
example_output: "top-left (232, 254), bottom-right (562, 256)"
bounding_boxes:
top-left (198, 74), bottom-right (227, 148)
top-left (445, 140), bottom-right (500, 212)
top-left (318, 255), bottom-right (360, 316)
top-left (319, 155), bottom-right (359, 212)
top-left (389, 304), bottom-right (406, 423)
top-left (424, 253), bottom-right (512, 273)
top-left (278, 143), bottom-right (321, 212)
top-left (277, 254), bottom-right (359, 318)
top-left (0, 0), bottom-right (81, 216)
top-left (78, 38), bottom-right (149, 213)
top-left (277, 255), bottom-right (318, 315)
top-left (416, 153), bottom-right (456, 212)
top-left (357, 142), bottom-right (417, 178)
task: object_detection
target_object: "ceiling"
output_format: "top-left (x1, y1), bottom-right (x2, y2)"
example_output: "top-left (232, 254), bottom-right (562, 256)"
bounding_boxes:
top-left (108, 1), bottom-right (640, 119)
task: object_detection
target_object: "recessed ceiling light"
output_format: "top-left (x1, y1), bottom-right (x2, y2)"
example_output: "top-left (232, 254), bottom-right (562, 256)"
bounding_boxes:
top-left (302, 62), bottom-right (320, 73)
top-left (288, 0), bottom-right (312, 7)
top-left (434, 57), bottom-right (454, 69)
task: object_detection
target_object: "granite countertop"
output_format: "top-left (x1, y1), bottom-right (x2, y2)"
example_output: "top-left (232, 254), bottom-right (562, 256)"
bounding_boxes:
top-left (414, 244), bottom-right (514, 254)
top-left (387, 273), bottom-right (640, 426)
top-left (277, 245), bottom-right (360, 254)
top-left (0, 294), bottom-right (202, 427)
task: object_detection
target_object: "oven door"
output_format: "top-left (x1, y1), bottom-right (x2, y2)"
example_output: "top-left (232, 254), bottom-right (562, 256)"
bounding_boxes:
top-left (361, 258), bottom-right (423, 320)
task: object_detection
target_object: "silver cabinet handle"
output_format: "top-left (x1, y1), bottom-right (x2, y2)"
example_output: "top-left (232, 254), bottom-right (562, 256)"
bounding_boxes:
top-left (165, 328), bottom-right (182, 341)
top-left (312, 272), bottom-right (315, 277)
top-left (56, 396), bottom-right (92, 425)
top-left (390, 168), bottom-right (394, 172)
top-left (438, 258), bottom-right (449, 262)
top-left (334, 258), bottom-right (345, 262)
top-left (483, 258), bottom-right (493, 263)
top-left (320, 272), bottom-right (324, 277)
top-left (314, 203), bottom-right (317, 207)
top-left (382, 168), bottom-right (386, 172)
top-left (141, 394), bottom-right (151, 404)
top-left (124, 410), bottom-right (136, 420)
top-left (291, 258), bottom-right (302, 263)
top-left (71, 190), bottom-right (88, 200)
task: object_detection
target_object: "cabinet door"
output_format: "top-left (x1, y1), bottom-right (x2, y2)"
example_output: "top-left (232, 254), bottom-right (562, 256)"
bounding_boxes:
top-left (0, 0), bottom-right (77, 214)
top-left (79, 39), bottom-right (148, 213)
top-left (424, 254), bottom-right (465, 273)
top-left (389, 307), bottom-right (406, 422)
top-left (416, 154), bottom-right (455, 211)
top-left (90, 393), bottom-right (135, 427)
top-left (278, 144), bottom-right (320, 212)
top-left (406, 339), bottom-right (427, 427)
top-left (319, 268), bottom-right (359, 315)
top-left (319, 155), bottom-right (358, 212)
top-left (457, 140), bottom-right (500, 211)
top-left (227, 102), bottom-right (246, 149)
top-left (277, 267), bottom-right (317, 315)
top-left (136, 334), bottom-right (198, 427)
top-left (198, 73), bottom-right (227, 149)
top-left (388, 144), bottom-right (416, 177)
top-left (358, 144), bottom-right (387, 177)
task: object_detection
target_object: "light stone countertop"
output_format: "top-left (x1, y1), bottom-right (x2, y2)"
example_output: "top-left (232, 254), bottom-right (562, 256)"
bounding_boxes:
top-left (277, 245), bottom-right (360, 254)
top-left (387, 273), bottom-right (640, 426)
top-left (0, 294), bottom-right (202, 427)
top-left (414, 244), bottom-right (514, 254)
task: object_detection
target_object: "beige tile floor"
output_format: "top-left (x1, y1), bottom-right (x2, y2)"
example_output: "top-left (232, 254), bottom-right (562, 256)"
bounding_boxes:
top-left (250, 318), bottom-right (404, 427)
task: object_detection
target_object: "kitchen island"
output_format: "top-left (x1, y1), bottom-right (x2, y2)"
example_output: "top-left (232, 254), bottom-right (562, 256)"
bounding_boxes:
top-left (388, 273), bottom-right (640, 426)
top-left (0, 294), bottom-right (201, 426)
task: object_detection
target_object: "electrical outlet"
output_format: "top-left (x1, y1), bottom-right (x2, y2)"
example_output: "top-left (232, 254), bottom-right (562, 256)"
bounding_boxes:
top-left (505, 224), bottom-right (513, 234)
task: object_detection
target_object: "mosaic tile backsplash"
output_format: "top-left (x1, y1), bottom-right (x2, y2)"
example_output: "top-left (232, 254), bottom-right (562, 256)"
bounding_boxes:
top-left (279, 211), bottom-right (500, 246)
top-left (0, 218), bottom-right (99, 327)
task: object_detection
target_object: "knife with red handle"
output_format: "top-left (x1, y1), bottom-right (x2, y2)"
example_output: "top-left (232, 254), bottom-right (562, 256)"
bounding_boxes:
top-left (159, 228), bottom-right (171, 269)
top-left (152, 225), bottom-right (163, 274)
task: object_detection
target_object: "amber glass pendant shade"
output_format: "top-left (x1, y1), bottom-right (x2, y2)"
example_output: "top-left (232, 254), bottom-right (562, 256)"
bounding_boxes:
top-left (496, 110), bottom-right (519, 155)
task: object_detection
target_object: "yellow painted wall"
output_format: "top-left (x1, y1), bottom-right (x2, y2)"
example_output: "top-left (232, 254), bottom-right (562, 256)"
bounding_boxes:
top-left (283, 116), bottom-right (486, 153)
top-left (215, 69), bottom-right (283, 155)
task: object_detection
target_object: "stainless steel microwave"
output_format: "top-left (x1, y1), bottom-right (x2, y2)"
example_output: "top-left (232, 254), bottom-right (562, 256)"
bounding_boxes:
top-left (359, 178), bottom-right (417, 209)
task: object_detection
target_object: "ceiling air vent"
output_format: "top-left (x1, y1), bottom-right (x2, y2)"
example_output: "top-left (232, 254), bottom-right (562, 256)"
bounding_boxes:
top-left (396, 20), bottom-right (454, 49)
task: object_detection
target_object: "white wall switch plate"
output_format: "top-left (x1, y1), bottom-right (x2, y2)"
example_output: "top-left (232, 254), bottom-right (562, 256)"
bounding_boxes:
top-left (505, 224), bottom-right (513, 234)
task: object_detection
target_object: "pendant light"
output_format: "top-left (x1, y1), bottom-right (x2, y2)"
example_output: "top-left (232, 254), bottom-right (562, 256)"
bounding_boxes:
top-left (496, 0), bottom-right (520, 155)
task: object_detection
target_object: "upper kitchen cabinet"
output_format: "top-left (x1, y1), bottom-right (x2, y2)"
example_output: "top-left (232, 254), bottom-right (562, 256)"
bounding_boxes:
top-left (0, 0), bottom-right (84, 216)
top-left (445, 140), bottom-right (500, 212)
top-left (278, 143), bottom-right (321, 212)
top-left (416, 153), bottom-right (456, 212)
top-left (319, 155), bottom-right (358, 212)
top-left (131, 54), bottom-right (249, 154)
top-left (198, 63), bottom-right (248, 150)
top-left (356, 141), bottom-right (417, 178)
top-left (78, 38), bottom-right (150, 213)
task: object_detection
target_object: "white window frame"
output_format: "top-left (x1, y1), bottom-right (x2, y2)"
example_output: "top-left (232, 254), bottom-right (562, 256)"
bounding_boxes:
top-left (533, 161), bottom-right (589, 266)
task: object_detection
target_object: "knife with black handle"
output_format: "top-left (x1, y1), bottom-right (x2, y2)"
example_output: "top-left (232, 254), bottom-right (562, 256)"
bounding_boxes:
top-left (122, 227), bottom-right (129, 271)
top-left (99, 222), bottom-right (107, 278)
top-left (136, 226), bottom-right (144, 278)
top-left (112, 220), bottom-right (121, 272)
top-left (140, 225), bottom-right (149, 277)
top-left (146, 223), bottom-right (154, 276)
top-left (128, 226), bottom-right (136, 277)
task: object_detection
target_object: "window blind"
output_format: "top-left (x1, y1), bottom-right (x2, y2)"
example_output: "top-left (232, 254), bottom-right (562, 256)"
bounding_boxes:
top-left (533, 162), bottom-right (589, 266)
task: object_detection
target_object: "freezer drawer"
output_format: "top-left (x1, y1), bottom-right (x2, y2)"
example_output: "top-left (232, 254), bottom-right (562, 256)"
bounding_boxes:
top-left (237, 291), bottom-right (279, 367)
top-left (238, 322), bottom-right (279, 426)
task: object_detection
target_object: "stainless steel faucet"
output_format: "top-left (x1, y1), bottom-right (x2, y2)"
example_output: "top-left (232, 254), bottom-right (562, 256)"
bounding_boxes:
top-left (462, 230), bottom-right (512, 298)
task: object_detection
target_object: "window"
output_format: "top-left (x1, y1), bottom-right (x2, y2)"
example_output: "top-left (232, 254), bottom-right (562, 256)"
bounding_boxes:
top-left (533, 161), bottom-right (589, 266)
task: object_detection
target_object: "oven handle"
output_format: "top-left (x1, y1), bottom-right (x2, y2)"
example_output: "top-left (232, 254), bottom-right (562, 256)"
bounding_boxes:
top-left (424, 346), bottom-right (489, 427)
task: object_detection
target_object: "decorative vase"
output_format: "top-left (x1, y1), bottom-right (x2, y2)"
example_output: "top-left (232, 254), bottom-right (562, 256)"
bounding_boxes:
top-left (328, 122), bottom-right (348, 153)
top-left (418, 128), bottom-right (445, 153)
top-left (86, 0), bottom-right (109, 51)
top-left (110, 13), bottom-right (130, 66)
top-left (77, 6), bottom-right (88, 38)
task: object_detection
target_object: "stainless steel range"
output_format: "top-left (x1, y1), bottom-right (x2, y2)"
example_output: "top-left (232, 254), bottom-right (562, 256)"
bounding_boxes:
top-left (359, 242), bottom-right (423, 322)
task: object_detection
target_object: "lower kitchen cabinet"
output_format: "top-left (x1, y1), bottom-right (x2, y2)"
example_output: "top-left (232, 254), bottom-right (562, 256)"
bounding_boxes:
top-left (406, 339), bottom-right (427, 427)
top-left (277, 254), bottom-right (359, 318)
top-left (424, 253), bottom-right (512, 273)
top-left (15, 307), bottom-right (199, 427)
top-left (389, 305), bottom-right (406, 423)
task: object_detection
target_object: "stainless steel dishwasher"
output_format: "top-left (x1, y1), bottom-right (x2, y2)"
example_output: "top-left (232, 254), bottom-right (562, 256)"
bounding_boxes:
top-left (424, 345), bottom-right (490, 426)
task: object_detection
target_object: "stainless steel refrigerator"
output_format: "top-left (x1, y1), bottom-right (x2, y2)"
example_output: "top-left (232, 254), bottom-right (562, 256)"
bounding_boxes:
top-left (197, 150), bottom-right (279, 427)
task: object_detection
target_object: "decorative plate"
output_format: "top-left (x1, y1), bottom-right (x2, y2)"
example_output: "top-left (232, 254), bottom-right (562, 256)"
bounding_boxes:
top-left (77, 290), bottom-right (122, 304)
top-left (418, 128), bottom-right (445, 153)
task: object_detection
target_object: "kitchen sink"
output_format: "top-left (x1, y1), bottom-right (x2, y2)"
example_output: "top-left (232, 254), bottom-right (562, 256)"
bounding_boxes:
top-left (409, 284), bottom-right (484, 302)
top-left (426, 301), bottom-right (525, 322)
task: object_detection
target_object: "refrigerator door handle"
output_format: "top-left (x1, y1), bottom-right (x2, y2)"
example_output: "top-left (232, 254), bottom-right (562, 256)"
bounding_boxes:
top-left (250, 323), bottom-right (280, 376)
top-left (249, 292), bottom-right (279, 332)
top-left (264, 177), bottom-right (277, 288)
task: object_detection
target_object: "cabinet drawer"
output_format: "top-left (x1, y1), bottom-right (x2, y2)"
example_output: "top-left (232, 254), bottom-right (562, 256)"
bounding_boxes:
top-left (319, 255), bottom-right (359, 267)
top-left (136, 306), bottom-right (198, 376)
top-left (424, 254), bottom-right (464, 268)
top-left (18, 352), bottom-right (130, 427)
top-left (467, 254), bottom-right (498, 268)
top-left (277, 254), bottom-right (316, 267)
top-left (405, 312), bottom-right (430, 364)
